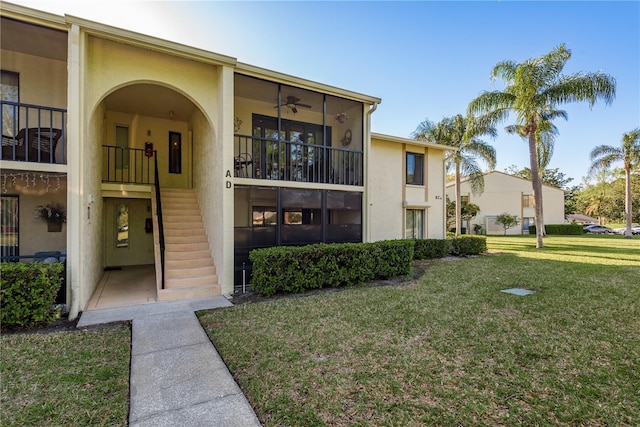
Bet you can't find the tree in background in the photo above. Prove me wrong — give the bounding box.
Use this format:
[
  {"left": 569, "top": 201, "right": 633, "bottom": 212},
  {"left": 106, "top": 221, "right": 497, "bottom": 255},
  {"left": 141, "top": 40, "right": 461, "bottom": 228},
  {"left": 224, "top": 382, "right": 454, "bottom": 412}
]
[
  {"left": 495, "top": 213, "right": 520, "bottom": 235},
  {"left": 504, "top": 165, "right": 574, "bottom": 189},
  {"left": 468, "top": 44, "right": 616, "bottom": 248},
  {"left": 412, "top": 114, "right": 496, "bottom": 236},
  {"left": 589, "top": 128, "right": 640, "bottom": 238},
  {"left": 460, "top": 202, "right": 481, "bottom": 234}
]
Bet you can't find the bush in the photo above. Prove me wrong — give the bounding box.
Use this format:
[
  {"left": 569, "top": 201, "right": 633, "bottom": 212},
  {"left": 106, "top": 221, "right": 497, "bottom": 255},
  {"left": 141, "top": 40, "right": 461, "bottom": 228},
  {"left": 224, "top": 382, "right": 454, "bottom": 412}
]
[
  {"left": 448, "top": 235, "right": 487, "bottom": 256},
  {"left": 414, "top": 239, "right": 450, "bottom": 259},
  {"left": 250, "top": 240, "right": 414, "bottom": 296},
  {"left": 1, "top": 262, "right": 64, "bottom": 327},
  {"left": 529, "top": 224, "right": 583, "bottom": 235}
]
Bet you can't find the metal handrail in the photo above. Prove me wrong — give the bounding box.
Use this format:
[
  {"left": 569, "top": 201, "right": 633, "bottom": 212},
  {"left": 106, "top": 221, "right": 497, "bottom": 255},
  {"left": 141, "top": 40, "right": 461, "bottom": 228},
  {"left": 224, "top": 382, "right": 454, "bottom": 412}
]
[
  {"left": 102, "top": 145, "right": 154, "bottom": 184},
  {"left": 1, "top": 100, "right": 67, "bottom": 164},
  {"left": 153, "top": 151, "right": 165, "bottom": 289},
  {"left": 234, "top": 134, "right": 363, "bottom": 185}
]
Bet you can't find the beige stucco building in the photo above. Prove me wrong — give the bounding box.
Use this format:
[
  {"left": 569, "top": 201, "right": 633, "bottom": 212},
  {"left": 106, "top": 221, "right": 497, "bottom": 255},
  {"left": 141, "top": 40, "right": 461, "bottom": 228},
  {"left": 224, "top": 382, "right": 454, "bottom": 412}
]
[
  {"left": 445, "top": 171, "right": 566, "bottom": 235},
  {"left": 1, "top": 3, "right": 451, "bottom": 319}
]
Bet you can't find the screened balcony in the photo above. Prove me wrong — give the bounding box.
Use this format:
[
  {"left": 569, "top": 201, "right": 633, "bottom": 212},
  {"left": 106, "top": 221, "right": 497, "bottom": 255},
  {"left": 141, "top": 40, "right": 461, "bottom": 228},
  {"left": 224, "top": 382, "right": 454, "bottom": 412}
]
[{"left": 234, "top": 74, "right": 364, "bottom": 186}]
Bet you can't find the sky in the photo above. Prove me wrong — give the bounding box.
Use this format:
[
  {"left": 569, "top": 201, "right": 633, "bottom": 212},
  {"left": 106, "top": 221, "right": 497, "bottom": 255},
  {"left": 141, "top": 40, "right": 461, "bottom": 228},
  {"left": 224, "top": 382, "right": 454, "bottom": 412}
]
[{"left": 8, "top": 0, "right": 640, "bottom": 185}]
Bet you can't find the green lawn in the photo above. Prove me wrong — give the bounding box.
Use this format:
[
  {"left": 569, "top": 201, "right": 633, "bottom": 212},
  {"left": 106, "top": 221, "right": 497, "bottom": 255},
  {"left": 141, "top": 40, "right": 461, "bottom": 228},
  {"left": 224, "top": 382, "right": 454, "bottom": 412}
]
[
  {"left": 200, "top": 235, "right": 640, "bottom": 426},
  {"left": 1, "top": 324, "right": 131, "bottom": 426}
]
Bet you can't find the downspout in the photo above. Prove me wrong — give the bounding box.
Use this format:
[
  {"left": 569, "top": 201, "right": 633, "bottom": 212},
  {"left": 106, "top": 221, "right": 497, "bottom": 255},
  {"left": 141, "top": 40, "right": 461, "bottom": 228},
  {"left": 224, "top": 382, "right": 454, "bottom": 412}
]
[{"left": 365, "top": 101, "right": 378, "bottom": 243}]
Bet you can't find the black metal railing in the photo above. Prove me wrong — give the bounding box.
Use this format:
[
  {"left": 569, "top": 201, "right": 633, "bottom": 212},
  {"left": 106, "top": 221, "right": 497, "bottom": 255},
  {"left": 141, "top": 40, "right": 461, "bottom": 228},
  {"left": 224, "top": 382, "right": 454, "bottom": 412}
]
[
  {"left": 153, "top": 152, "right": 165, "bottom": 290},
  {"left": 1, "top": 101, "right": 67, "bottom": 164},
  {"left": 102, "top": 146, "right": 155, "bottom": 184},
  {"left": 234, "top": 135, "right": 363, "bottom": 186}
]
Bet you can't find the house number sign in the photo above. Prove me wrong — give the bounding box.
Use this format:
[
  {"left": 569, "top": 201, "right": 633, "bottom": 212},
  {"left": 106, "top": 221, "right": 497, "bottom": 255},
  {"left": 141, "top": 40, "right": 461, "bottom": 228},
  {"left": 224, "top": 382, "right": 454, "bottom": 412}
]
[{"left": 226, "top": 170, "right": 232, "bottom": 188}]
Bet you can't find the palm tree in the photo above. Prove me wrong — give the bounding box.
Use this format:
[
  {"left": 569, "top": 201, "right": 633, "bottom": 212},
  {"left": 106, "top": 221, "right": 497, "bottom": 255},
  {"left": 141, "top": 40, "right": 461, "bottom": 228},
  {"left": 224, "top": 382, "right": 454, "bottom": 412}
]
[
  {"left": 468, "top": 44, "right": 616, "bottom": 248},
  {"left": 412, "top": 114, "right": 496, "bottom": 235},
  {"left": 589, "top": 128, "right": 640, "bottom": 238}
]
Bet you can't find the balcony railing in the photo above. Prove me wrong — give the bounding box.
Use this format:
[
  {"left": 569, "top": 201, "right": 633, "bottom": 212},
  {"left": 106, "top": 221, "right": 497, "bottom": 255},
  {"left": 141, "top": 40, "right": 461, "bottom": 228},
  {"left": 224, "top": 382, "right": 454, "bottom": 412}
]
[
  {"left": 102, "top": 145, "right": 156, "bottom": 184},
  {"left": 1, "top": 101, "right": 67, "bottom": 164},
  {"left": 234, "top": 135, "right": 363, "bottom": 186}
]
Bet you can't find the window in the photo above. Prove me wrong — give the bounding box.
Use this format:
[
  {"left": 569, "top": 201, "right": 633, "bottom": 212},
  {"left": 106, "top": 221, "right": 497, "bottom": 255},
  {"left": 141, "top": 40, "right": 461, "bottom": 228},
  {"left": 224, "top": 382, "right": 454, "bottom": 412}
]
[
  {"left": 115, "top": 204, "right": 129, "bottom": 249},
  {"left": 169, "top": 132, "right": 182, "bottom": 174},
  {"left": 0, "top": 195, "right": 19, "bottom": 257},
  {"left": 405, "top": 209, "right": 424, "bottom": 239},
  {"left": 406, "top": 153, "right": 424, "bottom": 185},
  {"left": 1, "top": 70, "right": 19, "bottom": 137},
  {"left": 522, "top": 194, "right": 534, "bottom": 208},
  {"left": 252, "top": 206, "right": 277, "bottom": 226}
]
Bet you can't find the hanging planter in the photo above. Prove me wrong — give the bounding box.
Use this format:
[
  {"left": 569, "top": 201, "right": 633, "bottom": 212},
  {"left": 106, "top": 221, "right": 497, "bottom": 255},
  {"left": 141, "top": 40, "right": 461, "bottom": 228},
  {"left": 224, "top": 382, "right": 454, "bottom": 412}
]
[
  {"left": 47, "top": 221, "right": 63, "bottom": 232},
  {"left": 35, "top": 202, "right": 66, "bottom": 232}
]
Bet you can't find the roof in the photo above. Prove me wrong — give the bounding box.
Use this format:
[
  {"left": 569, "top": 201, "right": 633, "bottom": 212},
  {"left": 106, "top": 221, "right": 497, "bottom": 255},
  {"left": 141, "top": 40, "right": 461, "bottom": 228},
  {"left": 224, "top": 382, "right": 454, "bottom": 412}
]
[
  {"left": 1, "top": 2, "right": 381, "bottom": 106},
  {"left": 445, "top": 170, "right": 565, "bottom": 191},
  {"left": 371, "top": 133, "right": 457, "bottom": 151}
]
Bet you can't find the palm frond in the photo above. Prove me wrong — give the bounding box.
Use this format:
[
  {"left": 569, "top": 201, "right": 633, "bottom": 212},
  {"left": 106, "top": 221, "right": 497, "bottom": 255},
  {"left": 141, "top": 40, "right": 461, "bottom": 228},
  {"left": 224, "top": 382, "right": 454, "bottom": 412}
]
[
  {"left": 544, "top": 72, "right": 616, "bottom": 108},
  {"left": 491, "top": 60, "right": 518, "bottom": 83}
]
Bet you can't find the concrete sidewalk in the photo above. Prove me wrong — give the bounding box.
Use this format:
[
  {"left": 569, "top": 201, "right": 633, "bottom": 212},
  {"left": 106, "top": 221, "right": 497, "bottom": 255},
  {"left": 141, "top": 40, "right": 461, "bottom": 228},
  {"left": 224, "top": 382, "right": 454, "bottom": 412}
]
[{"left": 78, "top": 297, "right": 262, "bottom": 427}]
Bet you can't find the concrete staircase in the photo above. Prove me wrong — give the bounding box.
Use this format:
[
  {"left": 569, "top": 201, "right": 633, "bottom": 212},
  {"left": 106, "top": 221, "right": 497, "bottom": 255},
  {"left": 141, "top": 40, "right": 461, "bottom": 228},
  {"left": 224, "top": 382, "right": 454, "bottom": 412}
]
[{"left": 155, "top": 188, "right": 220, "bottom": 301}]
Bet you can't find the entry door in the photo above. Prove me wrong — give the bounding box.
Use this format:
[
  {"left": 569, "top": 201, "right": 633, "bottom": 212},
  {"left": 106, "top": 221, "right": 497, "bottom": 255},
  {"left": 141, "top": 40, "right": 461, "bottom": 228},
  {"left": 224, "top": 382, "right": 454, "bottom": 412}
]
[{"left": 104, "top": 198, "right": 155, "bottom": 267}]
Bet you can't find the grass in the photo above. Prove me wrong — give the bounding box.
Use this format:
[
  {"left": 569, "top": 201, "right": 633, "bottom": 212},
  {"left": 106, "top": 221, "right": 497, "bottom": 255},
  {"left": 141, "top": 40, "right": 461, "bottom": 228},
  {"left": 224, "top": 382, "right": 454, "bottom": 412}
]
[
  {"left": 200, "top": 235, "right": 640, "bottom": 426},
  {"left": 1, "top": 324, "right": 131, "bottom": 426}
]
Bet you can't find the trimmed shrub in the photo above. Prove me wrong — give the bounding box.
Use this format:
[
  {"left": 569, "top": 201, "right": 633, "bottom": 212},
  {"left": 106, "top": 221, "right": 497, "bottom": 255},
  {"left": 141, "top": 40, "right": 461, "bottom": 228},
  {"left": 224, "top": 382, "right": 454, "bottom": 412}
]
[
  {"left": 529, "top": 224, "right": 583, "bottom": 235},
  {"left": 1, "top": 262, "right": 64, "bottom": 327},
  {"left": 448, "top": 235, "right": 487, "bottom": 256},
  {"left": 414, "top": 239, "right": 450, "bottom": 260},
  {"left": 250, "top": 240, "right": 414, "bottom": 296}
]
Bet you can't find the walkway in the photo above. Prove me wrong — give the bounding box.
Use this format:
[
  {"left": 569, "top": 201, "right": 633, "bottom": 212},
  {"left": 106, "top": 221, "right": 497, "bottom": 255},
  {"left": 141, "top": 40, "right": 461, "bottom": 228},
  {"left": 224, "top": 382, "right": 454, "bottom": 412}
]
[{"left": 78, "top": 297, "right": 262, "bottom": 427}]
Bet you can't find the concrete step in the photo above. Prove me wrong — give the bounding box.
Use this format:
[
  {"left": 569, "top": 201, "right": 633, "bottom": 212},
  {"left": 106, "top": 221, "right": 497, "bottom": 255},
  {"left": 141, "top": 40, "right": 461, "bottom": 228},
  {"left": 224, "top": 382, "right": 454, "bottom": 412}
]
[
  {"left": 166, "top": 274, "right": 219, "bottom": 289},
  {"left": 163, "top": 227, "right": 206, "bottom": 237},
  {"left": 164, "top": 234, "right": 208, "bottom": 244},
  {"left": 164, "top": 250, "right": 212, "bottom": 261},
  {"left": 163, "top": 221, "right": 204, "bottom": 230},
  {"left": 163, "top": 214, "right": 202, "bottom": 223},
  {"left": 166, "top": 265, "right": 216, "bottom": 279},
  {"left": 157, "top": 284, "right": 221, "bottom": 301},
  {"left": 166, "top": 257, "right": 214, "bottom": 269},
  {"left": 162, "top": 208, "right": 201, "bottom": 217},
  {"left": 164, "top": 242, "right": 209, "bottom": 252}
]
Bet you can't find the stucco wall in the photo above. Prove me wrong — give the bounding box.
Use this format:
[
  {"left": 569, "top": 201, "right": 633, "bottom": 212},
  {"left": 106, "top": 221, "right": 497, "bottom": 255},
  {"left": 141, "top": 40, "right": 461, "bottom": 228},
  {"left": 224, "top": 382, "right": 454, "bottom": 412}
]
[
  {"left": 369, "top": 137, "right": 447, "bottom": 241},
  {"left": 0, "top": 50, "right": 67, "bottom": 108},
  {"left": 80, "top": 101, "right": 106, "bottom": 309},
  {"left": 445, "top": 171, "right": 565, "bottom": 235},
  {"left": 104, "top": 111, "right": 190, "bottom": 188},
  {"left": 369, "top": 138, "right": 403, "bottom": 241}
]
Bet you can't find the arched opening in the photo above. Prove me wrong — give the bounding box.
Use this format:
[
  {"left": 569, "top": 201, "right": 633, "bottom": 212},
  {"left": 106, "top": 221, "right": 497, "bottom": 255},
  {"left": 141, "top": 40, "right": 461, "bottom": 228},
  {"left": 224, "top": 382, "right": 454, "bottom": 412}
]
[{"left": 86, "top": 82, "right": 217, "bottom": 309}]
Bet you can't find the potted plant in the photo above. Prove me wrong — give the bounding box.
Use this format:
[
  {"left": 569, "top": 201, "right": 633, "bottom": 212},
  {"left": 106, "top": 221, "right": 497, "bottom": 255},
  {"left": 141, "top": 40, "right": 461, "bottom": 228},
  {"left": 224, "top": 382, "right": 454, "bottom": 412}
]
[{"left": 35, "top": 202, "right": 66, "bottom": 232}]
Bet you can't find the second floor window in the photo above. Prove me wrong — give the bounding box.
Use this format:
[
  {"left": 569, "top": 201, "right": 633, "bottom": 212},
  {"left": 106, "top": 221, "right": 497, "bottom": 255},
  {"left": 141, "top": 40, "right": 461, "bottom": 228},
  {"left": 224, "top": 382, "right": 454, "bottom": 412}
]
[
  {"left": 523, "top": 194, "right": 534, "bottom": 208},
  {"left": 406, "top": 152, "right": 424, "bottom": 185}
]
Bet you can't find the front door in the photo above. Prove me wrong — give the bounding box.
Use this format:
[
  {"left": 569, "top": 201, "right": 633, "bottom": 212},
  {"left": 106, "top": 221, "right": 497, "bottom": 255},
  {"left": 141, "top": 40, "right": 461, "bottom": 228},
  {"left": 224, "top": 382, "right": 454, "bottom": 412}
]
[{"left": 104, "top": 198, "right": 154, "bottom": 267}]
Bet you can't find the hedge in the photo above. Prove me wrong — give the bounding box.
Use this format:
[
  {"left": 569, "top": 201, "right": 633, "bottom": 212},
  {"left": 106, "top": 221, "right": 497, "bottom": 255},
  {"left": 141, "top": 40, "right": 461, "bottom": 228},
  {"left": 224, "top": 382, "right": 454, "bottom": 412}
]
[
  {"left": 249, "top": 240, "right": 414, "bottom": 296},
  {"left": 529, "top": 224, "right": 583, "bottom": 235},
  {"left": 448, "top": 235, "right": 487, "bottom": 256},
  {"left": 414, "top": 239, "right": 451, "bottom": 259},
  {"left": 1, "top": 262, "right": 64, "bottom": 327}
]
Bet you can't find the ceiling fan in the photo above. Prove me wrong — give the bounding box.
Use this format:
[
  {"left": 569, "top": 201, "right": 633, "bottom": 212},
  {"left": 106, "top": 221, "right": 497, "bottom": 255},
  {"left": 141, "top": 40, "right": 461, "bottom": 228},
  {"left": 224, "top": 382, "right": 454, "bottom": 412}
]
[{"left": 276, "top": 96, "right": 312, "bottom": 114}]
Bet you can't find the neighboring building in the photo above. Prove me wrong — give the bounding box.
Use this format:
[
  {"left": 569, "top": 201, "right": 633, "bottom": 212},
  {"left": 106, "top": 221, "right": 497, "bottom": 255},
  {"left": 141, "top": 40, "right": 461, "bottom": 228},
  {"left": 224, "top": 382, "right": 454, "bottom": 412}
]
[
  {"left": 445, "top": 171, "right": 566, "bottom": 235},
  {"left": 1, "top": 3, "right": 451, "bottom": 319}
]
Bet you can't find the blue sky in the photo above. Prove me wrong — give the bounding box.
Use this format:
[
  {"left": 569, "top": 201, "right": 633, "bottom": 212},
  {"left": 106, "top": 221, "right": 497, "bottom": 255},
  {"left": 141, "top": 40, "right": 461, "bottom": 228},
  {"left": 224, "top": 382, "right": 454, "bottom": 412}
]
[{"left": 11, "top": 0, "right": 640, "bottom": 185}]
